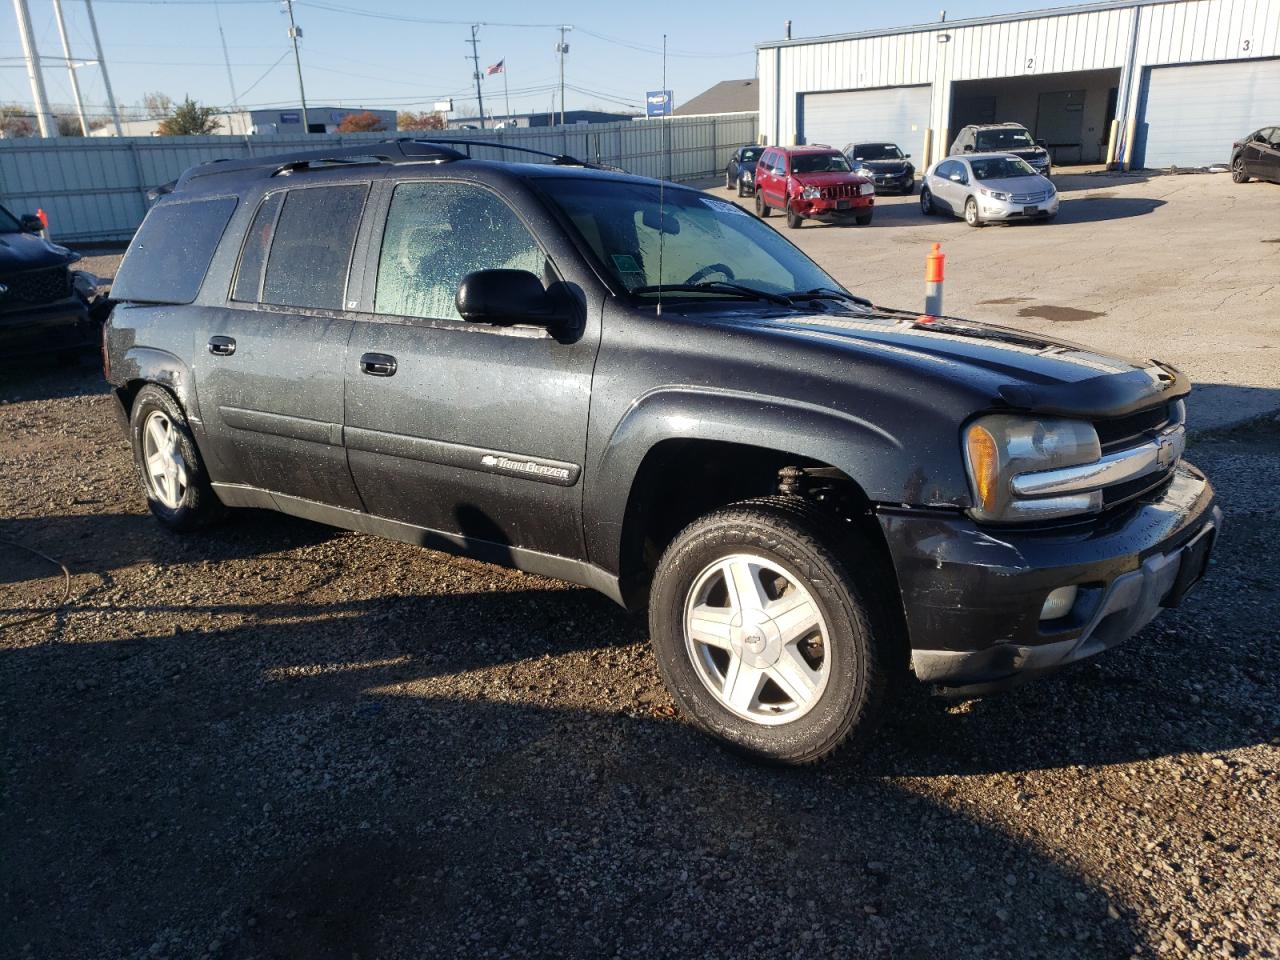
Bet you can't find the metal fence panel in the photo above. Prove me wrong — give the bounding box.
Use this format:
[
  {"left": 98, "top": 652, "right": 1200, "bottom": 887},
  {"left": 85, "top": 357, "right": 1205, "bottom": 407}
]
[{"left": 0, "top": 114, "right": 757, "bottom": 244}]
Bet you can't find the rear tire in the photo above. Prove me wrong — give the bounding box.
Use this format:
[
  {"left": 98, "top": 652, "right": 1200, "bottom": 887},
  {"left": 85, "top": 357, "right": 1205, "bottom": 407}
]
[
  {"left": 755, "top": 193, "right": 770, "bottom": 218},
  {"left": 965, "top": 196, "right": 984, "bottom": 228},
  {"left": 129, "top": 384, "right": 224, "bottom": 532},
  {"left": 786, "top": 204, "right": 803, "bottom": 229},
  {"left": 855, "top": 213, "right": 873, "bottom": 226},
  {"left": 649, "top": 498, "right": 894, "bottom": 765}
]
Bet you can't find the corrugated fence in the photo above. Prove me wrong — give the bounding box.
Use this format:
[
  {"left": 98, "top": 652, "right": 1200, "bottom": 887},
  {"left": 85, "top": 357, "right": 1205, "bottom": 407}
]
[{"left": 0, "top": 113, "right": 758, "bottom": 244}]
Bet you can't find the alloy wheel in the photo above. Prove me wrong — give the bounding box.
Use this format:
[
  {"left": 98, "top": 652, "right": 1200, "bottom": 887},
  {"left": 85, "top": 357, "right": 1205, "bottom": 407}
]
[
  {"left": 682, "top": 553, "right": 831, "bottom": 725},
  {"left": 141, "top": 410, "right": 188, "bottom": 510}
]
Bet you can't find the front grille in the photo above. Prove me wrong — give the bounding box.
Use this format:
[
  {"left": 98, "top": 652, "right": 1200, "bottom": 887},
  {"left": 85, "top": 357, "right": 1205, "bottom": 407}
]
[
  {"left": 1010, "top": 191, "right": 1048, "bottom": 203},
  {"left": 0, "top": 265, "right": 71, "bottom": 308},
  {"left": 1095, "top": 402, "right": 1176, "bottom": 453},
  {"left": 819, "top": 183, "right": 858, "bottom": 199},
  {"left": 1102, "top": 469, "right": 1174, "bottom": 509}
]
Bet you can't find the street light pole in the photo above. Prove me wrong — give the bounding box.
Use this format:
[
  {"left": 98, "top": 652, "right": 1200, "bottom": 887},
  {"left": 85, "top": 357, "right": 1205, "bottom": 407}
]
[
  {"left": 11, "top": 0, "right": 58, "bottom": 138},
  {"left": 283, "top": 0, "right": 310, "bottom": 132}
]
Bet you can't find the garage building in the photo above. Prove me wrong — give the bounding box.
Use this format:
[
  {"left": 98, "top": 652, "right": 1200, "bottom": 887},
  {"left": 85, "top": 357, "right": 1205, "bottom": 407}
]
[{"left": 756, "top": 0, "right": 1280, "bottom": 169}]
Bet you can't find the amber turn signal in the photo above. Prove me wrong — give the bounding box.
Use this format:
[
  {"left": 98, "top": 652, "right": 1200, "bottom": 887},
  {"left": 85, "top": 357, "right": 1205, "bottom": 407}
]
[{"left": 966, "top": 423, "right": 1000, "bottom": 510}]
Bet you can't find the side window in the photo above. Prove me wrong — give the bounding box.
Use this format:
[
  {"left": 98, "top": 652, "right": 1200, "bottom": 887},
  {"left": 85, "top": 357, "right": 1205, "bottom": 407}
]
[
  {"left": 231, "top": 191, "right": 283, "bottom": 302},
  {"left": 261, "top": 184, "right": 367, "bottom": 311},
  {"left": 374, "top": 181, "right": 546, "bottom": 322},
  {"left": 936, "top": 161, "right": 953, "bottom": 179},
  {"left": 112, "top": 196, "right": 237, "bottom": 305}
]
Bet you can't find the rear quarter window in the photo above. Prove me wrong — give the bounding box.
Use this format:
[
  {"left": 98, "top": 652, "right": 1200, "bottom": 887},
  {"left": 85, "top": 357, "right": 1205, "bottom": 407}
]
[{"left": 112, "top": 196, "right": 238, "bottom": 304}]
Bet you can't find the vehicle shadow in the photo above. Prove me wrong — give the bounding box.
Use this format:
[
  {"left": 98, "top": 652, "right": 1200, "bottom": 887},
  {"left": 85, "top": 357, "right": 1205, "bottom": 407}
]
[
  {"left": 0, "top": 353, "right": 106, "bottom": 403},
  {"left": 1053, "top": 195, "right": 1166, "bottom": 223},
  {"left": 3, "top": 591, "right": 1148, "bottom": 960}
]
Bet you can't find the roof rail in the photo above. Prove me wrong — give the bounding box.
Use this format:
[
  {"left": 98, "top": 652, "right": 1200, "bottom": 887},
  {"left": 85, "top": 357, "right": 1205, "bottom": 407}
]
[{"left": 406, "top": 137, "right": 599, "bottom": 168}]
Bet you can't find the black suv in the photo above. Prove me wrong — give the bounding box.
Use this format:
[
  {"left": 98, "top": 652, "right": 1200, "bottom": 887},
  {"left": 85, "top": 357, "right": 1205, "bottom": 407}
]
[
  {"left": 104, "top": 139, "right": 1219, "bottom": 764},
  {"left": 1, "top": 203, "right": 93, "bottom": 356},
  {"left": 950, "top": 122, "right": 1052, "bottom": 176}
]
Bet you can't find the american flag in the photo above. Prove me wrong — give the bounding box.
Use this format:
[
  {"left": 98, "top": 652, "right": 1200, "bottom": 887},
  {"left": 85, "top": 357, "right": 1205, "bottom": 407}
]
[{"left": 486, "top": 59, "right": 504, "bottom": 76}]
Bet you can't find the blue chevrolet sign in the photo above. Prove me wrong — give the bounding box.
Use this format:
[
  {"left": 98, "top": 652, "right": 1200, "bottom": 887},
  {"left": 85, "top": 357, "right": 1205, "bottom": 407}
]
[{"left": 646, "top": 90, "right": 673, "bottom": 117}]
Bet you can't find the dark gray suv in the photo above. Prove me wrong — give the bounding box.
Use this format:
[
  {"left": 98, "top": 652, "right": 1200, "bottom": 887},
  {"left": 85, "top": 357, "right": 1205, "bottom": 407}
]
[{"left": 104, "top": 139, "right": 1219, "bottom": 764}]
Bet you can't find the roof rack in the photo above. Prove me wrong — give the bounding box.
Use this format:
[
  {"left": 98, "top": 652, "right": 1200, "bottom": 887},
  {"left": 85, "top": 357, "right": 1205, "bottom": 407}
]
[{"left": 406, "top": 138, "right": 601, "bottom": 168}]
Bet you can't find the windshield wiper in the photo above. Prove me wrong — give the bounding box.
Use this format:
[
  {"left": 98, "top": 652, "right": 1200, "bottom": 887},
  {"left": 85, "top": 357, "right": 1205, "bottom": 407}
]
[
  {"left": 631, "top": 281, "right": 792, "bottom": 306},
  {"left": 787, "top": 287, "right": 872, "bottom": 307}
]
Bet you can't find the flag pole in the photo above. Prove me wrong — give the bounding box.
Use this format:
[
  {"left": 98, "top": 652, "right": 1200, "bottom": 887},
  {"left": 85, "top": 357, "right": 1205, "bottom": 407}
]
[{"left": 503, "top": 64, "right": 511, "bottom": 124}]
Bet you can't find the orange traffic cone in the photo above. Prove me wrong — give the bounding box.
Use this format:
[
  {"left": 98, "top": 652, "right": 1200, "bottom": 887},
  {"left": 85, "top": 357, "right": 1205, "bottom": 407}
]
[{"left": 924, "top": 242, "right": 944, "bottom": 316}]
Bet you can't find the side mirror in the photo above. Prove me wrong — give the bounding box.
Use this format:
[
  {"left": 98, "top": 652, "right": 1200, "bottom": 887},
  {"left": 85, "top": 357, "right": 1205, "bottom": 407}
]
[
  {"left": 949, "top": 172, "right": 964, "bottom": 182},
  {"left": 456, "top": 269, "right": 555, "bottom": 327},
  {"left": 20, "top": 214, "right": 43, "bottom": 233},
  {"left": 0, "top": 283, "right": 8, "bottom": 300},
  {"left": 1036, "top": 138, "right": 1048, "bottom": 148},
  {"left": 904, "top": 153, "right": 912, "bottom": 158}
]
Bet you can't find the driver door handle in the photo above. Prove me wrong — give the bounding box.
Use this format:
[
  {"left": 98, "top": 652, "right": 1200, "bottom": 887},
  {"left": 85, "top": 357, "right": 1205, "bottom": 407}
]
[{"left": 360, "top": 352, "right": 397, "bottom": 377}]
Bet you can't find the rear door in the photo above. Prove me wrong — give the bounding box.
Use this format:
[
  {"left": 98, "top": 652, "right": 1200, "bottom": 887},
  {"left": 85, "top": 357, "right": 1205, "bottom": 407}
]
[
  {"left": 194, "top": 182, "right": 368, "bottom": 508},
  {"left": 343, "top": 177, "right": 596, "bottom": 559}
]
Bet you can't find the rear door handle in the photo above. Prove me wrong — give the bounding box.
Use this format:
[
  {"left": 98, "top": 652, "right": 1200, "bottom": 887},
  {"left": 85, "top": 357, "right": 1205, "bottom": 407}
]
[
  {"left": 360, "top": 352, "right": 397, "bottom": 377},
  {"left": 208, "top": 335, "right": 236, "bottom": 356}
]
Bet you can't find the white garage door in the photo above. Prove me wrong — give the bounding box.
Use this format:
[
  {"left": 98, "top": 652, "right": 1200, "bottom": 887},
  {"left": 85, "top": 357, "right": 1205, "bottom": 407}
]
[
  {"left": 1139, "top": 58, "right": 1280, "bottom": 168},
  {"left": 799, "top": 86, "right": 931, "bottom": 154}
]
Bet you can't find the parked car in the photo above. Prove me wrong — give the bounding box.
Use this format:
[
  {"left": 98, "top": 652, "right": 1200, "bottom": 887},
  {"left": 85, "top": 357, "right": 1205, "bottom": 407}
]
[
  {"left": 842, "top": 142, "right": 915, "bottom": 194},
  {"left": 105, "top": 139, "right": 1218, "bottom": 765},
  {"left": 950, "top": 122, "right": 1052, "bottom": 177},
  {"left": 724, "top": 144, "right": 765, "bottom": 196},
  {"left": 1231, "top": 126, "right": 1280, "bottom": 184},
  {"left": 0, "top": 204, "right": 96, "bottom": 357},
  {"left": 754, "top": 145, "right": 875, "bottom": 228},
  {"left": 921, "top": 154, "right": 1059, "bottom": 226}
]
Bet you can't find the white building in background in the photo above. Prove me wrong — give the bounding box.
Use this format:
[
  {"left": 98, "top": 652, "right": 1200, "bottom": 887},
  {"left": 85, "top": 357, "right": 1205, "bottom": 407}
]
[
  {"left": 91, "top": 106, "right": 398, "bottom": 137},
  {"left": 756, "top": 0, "right": 1280, "bottom": 169}
]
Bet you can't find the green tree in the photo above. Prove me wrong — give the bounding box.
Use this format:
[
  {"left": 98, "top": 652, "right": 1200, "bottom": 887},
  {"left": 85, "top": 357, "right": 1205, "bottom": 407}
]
[{"left": 156, "top": 97, "right": 222, "bottom": 136}]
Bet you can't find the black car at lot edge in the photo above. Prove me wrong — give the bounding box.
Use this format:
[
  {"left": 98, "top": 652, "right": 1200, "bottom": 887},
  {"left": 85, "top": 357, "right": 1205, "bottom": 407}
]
[
  {"left": 104, "top": 138, "right": 1220, "bottom": 765},
  {"left": 724, "top": 144, "right": 764, "bottom": 196},
  {"left": 1231, "top": 126, "right": 1280, "bottom": 184},
  {"left": 842, "top": 142, "right": 916, "bottom": 194},
  {"left": 0, "top": 203, "right": 93, "bottom": 357}
]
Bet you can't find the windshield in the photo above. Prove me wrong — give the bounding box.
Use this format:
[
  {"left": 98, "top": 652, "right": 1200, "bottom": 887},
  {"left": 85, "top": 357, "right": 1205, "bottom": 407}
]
[
  {"left": 851, "top": 144, "right": 903, "bottom": 161},
  {"left": 0, "top": 205, "right": 21, "bottom": 233},
  {"left": 792, "top": 152, "right": 851, "bottom": 174},
  {"left": 971, "top": 156, "right": 1039, "bottom": 180},
  {"left": 740, "top": 146, "right": 763, "bottom": 163},
  {"left": 975, "top": 128, "right": 1036, "bottom": 150},
  {"left": 538, "top": 178, "right": 841, "bottom": 298}
]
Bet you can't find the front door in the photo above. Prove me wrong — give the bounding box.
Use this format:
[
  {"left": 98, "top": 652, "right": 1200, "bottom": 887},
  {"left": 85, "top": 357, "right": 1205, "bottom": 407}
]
[
  {"left": 344, "top": 178, "right": 596, "bottom": 560},
  {"left": 194, "top": 182, "right": 368, "bottom": 509}
]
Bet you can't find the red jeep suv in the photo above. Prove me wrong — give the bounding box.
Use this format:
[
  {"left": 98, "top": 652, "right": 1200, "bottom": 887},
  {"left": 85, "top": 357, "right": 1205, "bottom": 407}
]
[{"left": 754, "top": 145, "right": 875, "bottom": 228}]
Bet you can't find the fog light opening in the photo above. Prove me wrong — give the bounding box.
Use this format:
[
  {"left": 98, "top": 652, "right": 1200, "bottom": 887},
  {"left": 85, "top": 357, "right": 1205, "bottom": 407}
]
[{"left": 1040, "top": 585, "right": 1078, "bottom": 621}]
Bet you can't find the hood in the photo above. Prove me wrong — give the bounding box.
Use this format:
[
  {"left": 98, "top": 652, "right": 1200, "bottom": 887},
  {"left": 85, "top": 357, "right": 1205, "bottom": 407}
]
[
  {"left": 852, "top": 159, "right": 911, "bottom": 173},
  {"left": 1004, "top": 147, "right": 1049, "bottom": 161},
  {"left": 737, "top": 309, "right": 1188, "bottom": 419},
  {"left": 976, "top": 174, "right": 1054, "bottom": 194},
  {"left": 790, "top": 170, "right": 870, "bottom": 187},
  {"left": 0, "top": 230, "right": 79, "bottom": 273}
]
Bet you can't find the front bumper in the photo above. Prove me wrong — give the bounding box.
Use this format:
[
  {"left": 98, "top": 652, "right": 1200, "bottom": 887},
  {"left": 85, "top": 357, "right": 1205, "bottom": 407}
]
[
  {"left": 878, "top": 463, "right": 1219, "bottom": 692},
  {"left": 870, "top": 172, "right": 914, "bottom": 191},
  {"left": 794, "top": 195, "right": 874, "bottom": 219},
  {"left": 0, "top": 298, "right": 94, "bottom": 356},
  {"left": 977, "top": 193, "right": 1060, "bottom": 221}
]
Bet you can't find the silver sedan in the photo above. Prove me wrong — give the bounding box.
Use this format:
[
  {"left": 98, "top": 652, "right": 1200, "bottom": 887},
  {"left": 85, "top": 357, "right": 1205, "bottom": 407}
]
[{"left": 920, "top": 153, "right": 1059, "bottom": 227}]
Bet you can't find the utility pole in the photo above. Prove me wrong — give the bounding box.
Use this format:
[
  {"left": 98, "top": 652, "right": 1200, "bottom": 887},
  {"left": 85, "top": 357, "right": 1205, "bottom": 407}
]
[
  {"left": 83, "top": 0, "right": 122, "bottom": 135},
  {"left": 11, "top": 0, "right": 58, "bottom": 138},
  {"left": 215, "top": 1, "right": 240, "bottom": 115},
  {"left": 51, "top": 0, "right": 88, "bottom": 135},
  {"left": 283, "top": 0, "right": 310, "bottom": 132},
  {"left": 467, "top": 24, "right": 485, "bottom": 130},
  {"left": 556, "top": 25, "right": 572, "bottom": 127}
]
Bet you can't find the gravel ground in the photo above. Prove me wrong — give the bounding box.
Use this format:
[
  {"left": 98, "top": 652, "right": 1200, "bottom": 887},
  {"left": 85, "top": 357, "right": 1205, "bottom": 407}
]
[{"left": 2, "top": 354, "right": 1277, "bottom": 959}]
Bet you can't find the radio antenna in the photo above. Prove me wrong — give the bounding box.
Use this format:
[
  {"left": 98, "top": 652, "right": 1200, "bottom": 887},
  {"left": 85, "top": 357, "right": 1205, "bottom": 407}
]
[{"left": 656, "top": 34, "right": 668, "bottom": 318}]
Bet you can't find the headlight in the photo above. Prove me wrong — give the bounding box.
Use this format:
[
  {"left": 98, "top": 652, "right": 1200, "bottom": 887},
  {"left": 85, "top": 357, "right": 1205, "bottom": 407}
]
[
  {"left": 743, "top": 170, "right": 753, "bottom": 181},
  {"left": 963, "top": 415, "right": 1102, "bottom": 522},
  {"left": 981, "top": 188, "right": 1010, "bottom": 201},
  {"left": 801, "top": 186, "right": 821, "bottom": 200},
  {"left": 856, "top": 167, "right": 874, "bottom": 177},
  {"left": 858, "top": 182, "right": 875, "bottom": 196}
]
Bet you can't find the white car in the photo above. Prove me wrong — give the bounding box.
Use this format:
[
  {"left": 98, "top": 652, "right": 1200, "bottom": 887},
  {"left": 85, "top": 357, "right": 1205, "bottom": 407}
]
[{"left": 919, "top": 153, "right": 1059, "bottom": 227}]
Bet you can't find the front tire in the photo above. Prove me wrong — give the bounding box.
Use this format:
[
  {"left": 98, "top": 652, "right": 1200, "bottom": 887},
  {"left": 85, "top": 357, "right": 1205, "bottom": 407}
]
[
  {"left": 855, "top": 213, "right": 873, "bottom": 226},
  {"left": 725, "top": 168, "right": 734, "bottom": 190},
  {"left": 129, "top": 384, "right": 223, "bottom": 532},
  {"left": 786, "top": 204, "right": 803, "bottom": 229},
  {"left": 649, "top": 498, "right": 893, "bottom": 765},
  {"left": 964, "top": 196, "right": 984, "bottom": 228},
  {"left": 1232, "top": 157, "right": 1250, "bottom": 183},
  {"left": 920, "top": 188, "right": 935, "bottom": 215}
]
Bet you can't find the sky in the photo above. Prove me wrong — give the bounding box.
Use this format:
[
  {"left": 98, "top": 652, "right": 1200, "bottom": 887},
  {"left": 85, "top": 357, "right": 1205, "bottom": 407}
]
[{"left": 3, "top": 0, "right": 1080, "bottom": 122}]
